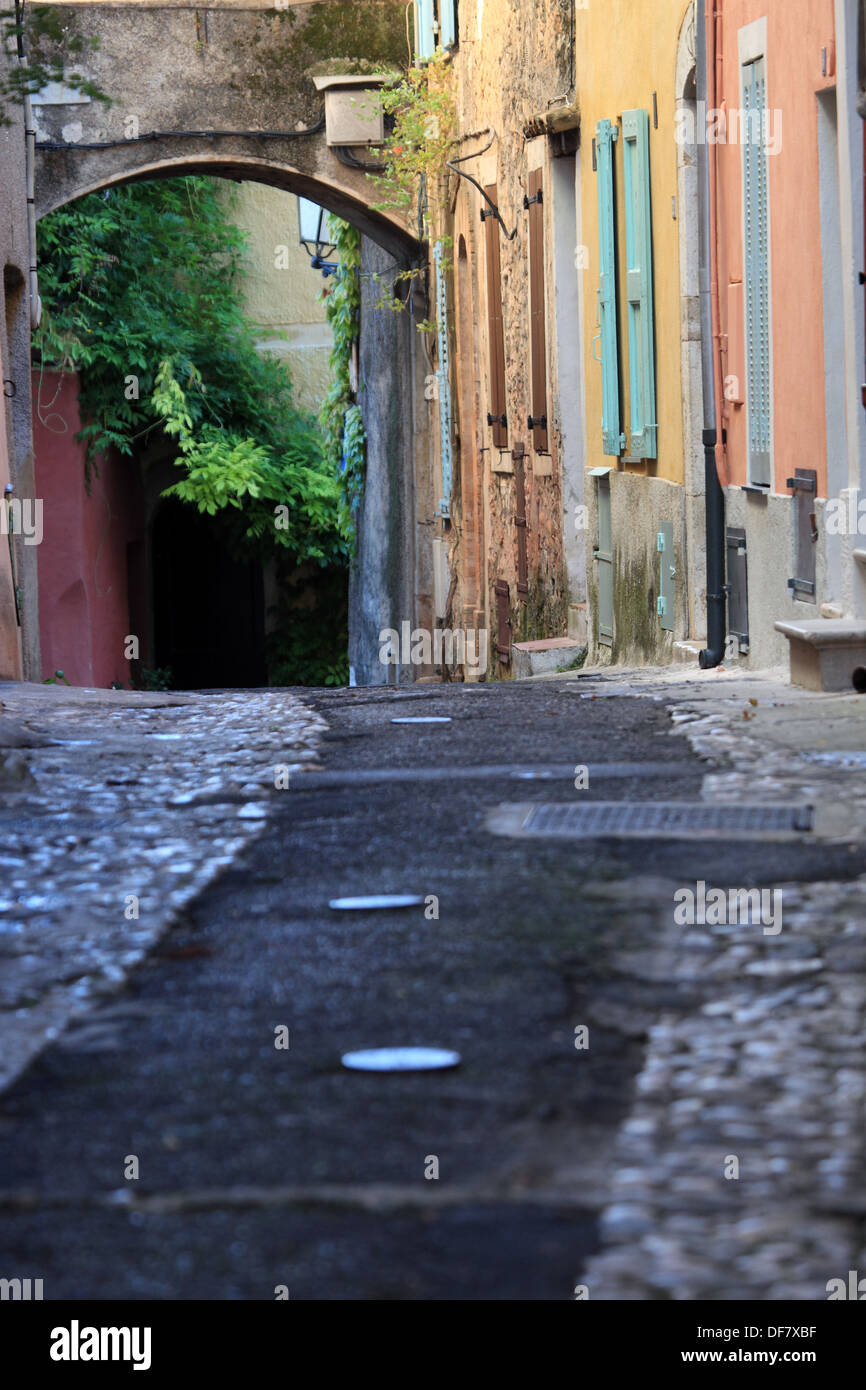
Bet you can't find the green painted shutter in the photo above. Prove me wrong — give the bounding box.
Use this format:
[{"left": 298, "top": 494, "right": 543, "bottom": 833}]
[
  {"left": 743, "top": 58, "right": 771, "bottom": 486},
  {"left": 595, "top": 120, "right": 622, "bottom": 457},
  {"left": 439, "top": 0, "right": 457, "bottom": 48},
  {"left": 416, "top": 0, "right": 436, "bottom": 61},
  {"left": 622, "top": 108, "right": 657, "bottom": 459}
]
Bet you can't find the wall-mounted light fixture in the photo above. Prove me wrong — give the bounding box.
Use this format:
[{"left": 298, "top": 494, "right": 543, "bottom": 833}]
[{"left": 297, "top": 197, "right": 338, "bottom": 277}]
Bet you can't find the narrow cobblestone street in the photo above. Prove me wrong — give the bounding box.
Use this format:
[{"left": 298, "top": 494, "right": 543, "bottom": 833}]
[{"left": 1, "top": 669, "right": 865, "bottom": 1299}]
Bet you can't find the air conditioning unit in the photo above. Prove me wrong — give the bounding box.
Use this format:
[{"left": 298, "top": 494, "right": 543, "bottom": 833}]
[{"left": 312, "top": 74, "right": 392, "bottom": 147}]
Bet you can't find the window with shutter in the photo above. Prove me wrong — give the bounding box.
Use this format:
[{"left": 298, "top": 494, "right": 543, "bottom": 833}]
[
  {"left": 742, "top": 57, "right": 772, "bottom": 486},
  {"left": 595, "top": 120, "right": 622, "bottom": 456},
  {"left": 526, "top": 168, "right": 549, "bottom": 453},
  {"left": 494, "top": 579, "right": 512, "bottom": 659},
  {"left": 483, "top": 183, "right": 508, "bottom": 448},
  {"left": 438, "top": 0, "right": 457, "bottom": 49},
  {"left": 415, "top": 0, "right": 436, "bottom": 62},
  {"left": 622, "top": 108, "right": 657, "bottom": 459}
]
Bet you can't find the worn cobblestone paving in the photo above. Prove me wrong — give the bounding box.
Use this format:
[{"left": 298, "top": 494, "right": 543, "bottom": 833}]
[
  {"left": 0, "top": 687, "right": 324, "bottom": 1093},
  {"left": 583, "top": 678, "right": 866, "bottom": 1299}
]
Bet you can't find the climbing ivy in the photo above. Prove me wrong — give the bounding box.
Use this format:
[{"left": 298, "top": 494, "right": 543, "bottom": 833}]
[{"left": 320, "top": 218, "right": 366, "bottom": 547}]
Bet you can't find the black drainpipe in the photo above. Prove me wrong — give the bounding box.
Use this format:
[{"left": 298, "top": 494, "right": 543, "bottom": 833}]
[{"left": 696, "top": 0, "right": 727, "bottom": 669}]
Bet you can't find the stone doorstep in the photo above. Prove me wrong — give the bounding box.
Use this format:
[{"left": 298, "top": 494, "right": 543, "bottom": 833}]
[
  {"left": 673, "top": 638, "right": 706, "bottom": 665},
  {"left": 512, "top": 637, "right": 584, "bottom": 680},
  {"left": 775, "top": 619, "right": 866, "bottom": 693}
]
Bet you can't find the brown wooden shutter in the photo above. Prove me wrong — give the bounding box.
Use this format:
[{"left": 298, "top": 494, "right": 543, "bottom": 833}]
[
  {"left": 483, "top": 184, "right": 508, "bottom": 448},
  {"left": 513, "top": 444, "right": 529, "bottom": 597},
  {"left": 527, "top": 168, "right": 549, "bottom": 453},
  {"left": 494, "top": 578, "right": 511, "bottom": 660}
]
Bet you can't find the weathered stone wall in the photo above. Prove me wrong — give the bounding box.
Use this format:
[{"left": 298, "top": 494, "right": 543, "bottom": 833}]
[
  {"left": 31, "top": 3, "right": 415, "bottom": 258},
  {"left": 351, "top": 237, "right": 428, "bottom": 685},
  {"left": 443, "top": 0, "right": 576, "bottom": 677}
]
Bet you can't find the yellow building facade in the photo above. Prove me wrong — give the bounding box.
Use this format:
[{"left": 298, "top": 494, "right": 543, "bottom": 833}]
[{"left": 576, "top": 0, "right": 705, "bottom": 663}]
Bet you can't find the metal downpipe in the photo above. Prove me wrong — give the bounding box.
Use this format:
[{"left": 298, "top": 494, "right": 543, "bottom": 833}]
[{"left": 697, "top": 0, "right": 727, "bottom": 668}]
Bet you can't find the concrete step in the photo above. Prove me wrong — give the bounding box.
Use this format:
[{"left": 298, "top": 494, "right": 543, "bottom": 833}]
[
  {"left": 775, "top": 618, "right": 866, "bottom": 692},
  {"left": 512, "top": 638, "right": 585, "bottom": 679},
  {"left": 673, "top": 638, "right": 706, "bottom": 665}
]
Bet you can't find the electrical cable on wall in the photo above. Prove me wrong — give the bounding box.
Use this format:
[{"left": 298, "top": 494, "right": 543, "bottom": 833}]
[
  {"left": 34, "top": 119, "right": 326, "bottom": 152},
  {"left": 446, "top": 132, "right": 519, "bottom": 240}
]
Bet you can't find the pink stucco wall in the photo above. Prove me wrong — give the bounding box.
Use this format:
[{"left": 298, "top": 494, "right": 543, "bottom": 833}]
[
  {"left": 0, "top": 381, "right": 23, "bottom": 680},
  {"left": 33, "top": 370, "right": 143, "bottom": 688},
  {"left": 715, "top": 0, "right": 836, "bottom": 494}
]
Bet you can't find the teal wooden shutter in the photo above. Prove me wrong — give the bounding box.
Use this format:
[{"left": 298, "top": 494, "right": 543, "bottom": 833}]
[
  {"left": 595, "top": 120, "right": 622, "bottom": 456},
  {"left": 743, "top": 57, "right": 771, "bottom": 486},
  {"left": 416, "top": 0, "right": 436, "bottom": 61},
  {"left": 622, "top": 108, "right": 657, "bottom": 459},
  {"left": 439, "top": 0, "right": 457, "bottom": 48}
]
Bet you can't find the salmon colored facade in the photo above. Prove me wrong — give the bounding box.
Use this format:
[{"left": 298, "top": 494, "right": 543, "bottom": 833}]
[{"left": 715, "top": 0, "right": 836, "bottom": 498}]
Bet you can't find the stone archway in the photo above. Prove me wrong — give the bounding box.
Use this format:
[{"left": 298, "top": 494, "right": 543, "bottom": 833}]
[
  {"left": 25, "top": 2, "right": 434, "bottom": 685},
  {"left": 31, "top": 2, "right": 417, "bottom": 263}
]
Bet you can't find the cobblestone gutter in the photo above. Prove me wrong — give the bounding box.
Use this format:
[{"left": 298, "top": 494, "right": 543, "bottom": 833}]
[
  {"left": 582, "top": 676, "right": 866, "bottom": 1299},
  {"left": 0, "top": 685, "right": 325, "bottom": 1095}
]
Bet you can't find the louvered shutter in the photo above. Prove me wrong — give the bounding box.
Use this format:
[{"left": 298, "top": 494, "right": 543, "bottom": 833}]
[
  {"left": 742, "top": 58, "right": 771, "bottom": 486},
  {"left": 416, "top": 0, "right": 436, "bottom": 61},
  {"left": 514, "top": 446, "right": 529, "bottom": 595},
  {"left": 595, "top": 120, "right": 622, "bottom": 456},
  {"left": 527, "top": 168, "right": 549, "bottom": 453},
  {"left": 438, "top": 0, "right": 457, "bottom": 48},
  {"left": 483, "top": 184, "right": 508, "bottom": 448},
  {"left": 622, "top": 108, "right": 657, "bottom": 459},
  {"left": 495, "top": 579, "right": 511, "bottom": 659}
]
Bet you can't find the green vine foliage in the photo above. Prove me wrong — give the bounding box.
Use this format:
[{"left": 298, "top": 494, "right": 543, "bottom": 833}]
[
  {"left": 320, "top": 218, "right": 366, "bottom": 547},
  {"left": 35, "top": 176, "right": 350, "bottom": 685},
  {"left": 370, "top": 52, "right": 456, "bottom": 329},
  {"left": 373, "top": 51, "right": 457, "bottom": 234},
  {"left": 35, "top": 177, "right": 345, "bottom": 569},
  {"left": 1, "top": 5, "right": 110, "bottom": 127}
]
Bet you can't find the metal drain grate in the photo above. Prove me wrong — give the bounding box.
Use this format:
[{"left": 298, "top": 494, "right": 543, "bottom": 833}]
[{"left": 520, "top": 802, "right": 813, "bottom": 838}]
